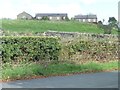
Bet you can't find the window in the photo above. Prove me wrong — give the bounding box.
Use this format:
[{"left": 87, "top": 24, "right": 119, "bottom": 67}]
[
  {"left": 63, "top": 17, "right": 65, "bottom": 19},
  {"left": 93, "top": 19, "right": 96, "bottom": 22},
  {"left": 49, "top": 17, "right": 52, "bottom": 20},
  {"left": 79, "top": 19, "right": 82, "bottom": 22},
  {"left": 22, "top": 16, "right": 26, "bottom": 19},
  {"left": 57, "top": 17, "right": 60, "bottom": 20},
  {"left": 83, "top": 19, "right": 85, "bottom": 22},
  {"left": 37, "top": 17, "right": 42, "bottom": 19},
  {"left": 88, "top": 19, "right": 91, "bottom": 22},
  {"left": 90, "top": 19, "right": 93, "bottom": 22}
]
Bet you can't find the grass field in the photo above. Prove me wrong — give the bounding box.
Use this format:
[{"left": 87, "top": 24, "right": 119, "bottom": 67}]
[{"left": 2, "top": 19, "right": 118, "bottom": 34}]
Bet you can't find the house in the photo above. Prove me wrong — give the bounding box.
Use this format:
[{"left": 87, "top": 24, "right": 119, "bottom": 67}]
[
  {"left": 35, "top": 13, "right": 68, "bottom": 20},
  {"left": 74, "top": 14, "right": 97, "bottom": 23},
  {"left": 17, "top": 11, "right": 33, "bottom": 20}
]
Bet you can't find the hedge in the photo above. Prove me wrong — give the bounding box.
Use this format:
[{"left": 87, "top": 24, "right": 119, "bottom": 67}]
[
  {"left": 60, "top": 39, "right": 118, "bottom": 62},
  {"left": 1, "top": 36, "right": 118, "bottom": 64},
  {"left": 1, "top": 36, "right": 61, "bottom": 63}
]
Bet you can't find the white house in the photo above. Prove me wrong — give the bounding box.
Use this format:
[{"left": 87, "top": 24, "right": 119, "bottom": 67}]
[
  {"left": 35, "top": 13, "right": 68, "bottom": 21},
  {"left": 74, "top": 14, "right": 97, "bottom": 23}
]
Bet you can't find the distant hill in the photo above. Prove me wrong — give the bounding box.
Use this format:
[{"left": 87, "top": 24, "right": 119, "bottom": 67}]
[{"left": 2, "top": 19, "right": 118, "bottom": 34}]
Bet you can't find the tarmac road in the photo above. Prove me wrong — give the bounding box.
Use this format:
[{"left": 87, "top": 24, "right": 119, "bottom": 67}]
[{"left": 1, "top": 71, "right": 118, "bottom": 88}]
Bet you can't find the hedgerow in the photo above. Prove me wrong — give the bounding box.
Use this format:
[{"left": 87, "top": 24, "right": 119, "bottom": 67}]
[
  {"left": 1, "top": 35, "right": 118, "bottom": 64},
  {"left": 1, "top": 36, "right": 61, "bottom": 63},
  {"left": 60, "top": 39, "right": 118, "bottom": 63}
]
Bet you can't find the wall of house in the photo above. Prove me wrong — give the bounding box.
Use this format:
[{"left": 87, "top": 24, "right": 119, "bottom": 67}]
[
  {"left": 49, "top": 16, "right": 60, "bottom": 20},
  {"left": 17, "top": 13, "right": 33, "bottom": 20},
  {"left": 35, "top": 16, "right": 65, "bottom": 20},
  {"left": 49, "top": 16, "right": 66, "bottom": 21},
  {"left": 76, "top": 18, "right": 97, "bottom": 23},
  {"left": 90, "top": 19, "right": 97, "bottom": 22},
  {"left": 36, "top": 17, "right": 42, "bottom": 20}
]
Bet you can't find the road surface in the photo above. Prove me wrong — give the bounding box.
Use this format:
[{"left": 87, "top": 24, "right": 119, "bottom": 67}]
[{"left": 1, "top": 71, "right": 118, "bottom": 88}]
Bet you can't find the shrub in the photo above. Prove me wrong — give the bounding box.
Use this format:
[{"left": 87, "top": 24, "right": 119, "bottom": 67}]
[
  {"left": 1, "top": 36, "right": 61, "bottom": 63},
  {"left": 41, "top": 16, "right": 50, "bottom": 20},
  {"left": 61, "top": 39, "right": 118, "bottom": 62}
]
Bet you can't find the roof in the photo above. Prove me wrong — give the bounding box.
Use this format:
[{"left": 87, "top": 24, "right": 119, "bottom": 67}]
[
  {"left": 17, "top": 11, "right": 33, "bottom": 17},
  {"left": 74, "top": 15, "right": 97, "bottom": 19},
  {"left": 35, "top": 13, "right": 67, "bottom": 17}
]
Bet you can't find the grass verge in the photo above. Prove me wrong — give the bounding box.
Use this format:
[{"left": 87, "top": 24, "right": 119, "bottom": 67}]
[{"left": 2, "top": 61, "right": 118, "bottom": 81}]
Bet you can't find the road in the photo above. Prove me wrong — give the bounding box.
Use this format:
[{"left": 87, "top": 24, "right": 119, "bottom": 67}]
[{"left": 1, "top": 71, "right": 118, "bottom": 88}]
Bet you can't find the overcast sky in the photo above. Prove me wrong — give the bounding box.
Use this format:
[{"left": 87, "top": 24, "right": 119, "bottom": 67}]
[{"left": 0, "top": 0, "right": 119, "bottom": 22}]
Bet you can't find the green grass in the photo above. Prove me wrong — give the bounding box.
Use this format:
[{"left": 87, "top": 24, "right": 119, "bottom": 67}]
[
  {"left": 1, "top": 19, "right": 118, "bottom": 34},
  {"left": 2, "top": 61, "right": 118, "bottom": 81}
]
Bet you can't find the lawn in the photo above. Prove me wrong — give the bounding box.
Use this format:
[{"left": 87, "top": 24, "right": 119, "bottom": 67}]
[{"left": 1, "top": 19, "right": 118, "bottom": 34}]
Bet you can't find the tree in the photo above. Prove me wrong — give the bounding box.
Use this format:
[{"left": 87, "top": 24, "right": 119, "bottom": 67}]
[
  {"left": 97, "top": 21, "right": 103, "bottom": 28},
  {"left": 65, "top": 16, "right": 70, "bottom": 21},
  {"left": 108, "top": 17, "right": 117, "bottom": 28},
  {"left": 98, "top": 17, "right": 117, "bottom": 34},
  {"left": 41, "top": 16, "right": 50, "bottom": 20},
  {"left": 103, "top": 19, "right": 105, "bottom": 23},
  {"left": 98, "top": 21, "right": 103, "bottom": 24},
  {"left": 71, "top": 17, "right": 75, "bottom": 20},
  {"left": 97, "top": 20, "right": 112, "bottom": 34},
  {"left": 103, "top": 25, "right": 112, "bottom": 34}
]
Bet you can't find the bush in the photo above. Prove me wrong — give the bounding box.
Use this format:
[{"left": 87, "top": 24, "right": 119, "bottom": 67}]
[
  {"left": 1, "top": 36, "right": 61, "bottom": 63},
  {"left": 41, "top": 16, "right": 50, "bottom": 20},
  {"left": 61, "top": 39, "right": 118, "bottom": 62}
]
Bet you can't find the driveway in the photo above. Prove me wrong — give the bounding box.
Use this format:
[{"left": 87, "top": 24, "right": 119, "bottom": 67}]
[{"left": 1, "top": 71, "right": 118, "bottom": 88}]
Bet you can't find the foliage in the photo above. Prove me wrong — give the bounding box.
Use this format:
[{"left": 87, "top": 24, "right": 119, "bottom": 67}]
[
  {"left": 97, "top": 21, "right": 103, "bottom": 29},
  {"left": 97, "top": 18, "right": 119, "bottom": 34},
  {"left": 1, "top": 36, "right": 61, "bottom": 63},
  {"left": 1, "top": 34, "right": 118, "bottom": 81},
  {"left": 108, "top": 17, "right": 117, "bottom": 28},
  {"left": 64, "top": 16, "right": 70, "bottom": 21},
  {"left": 97, "top": 20, "right": 112, "bottom": 34},
  {"left": 103, "top": 25, "right": 112, "bottom": 34},
  {"left": 61, "top": 39, "right": 118, "bottom": 62},
  {"left": 41, "top": 16, "right": 50, "bottom": 20}
]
